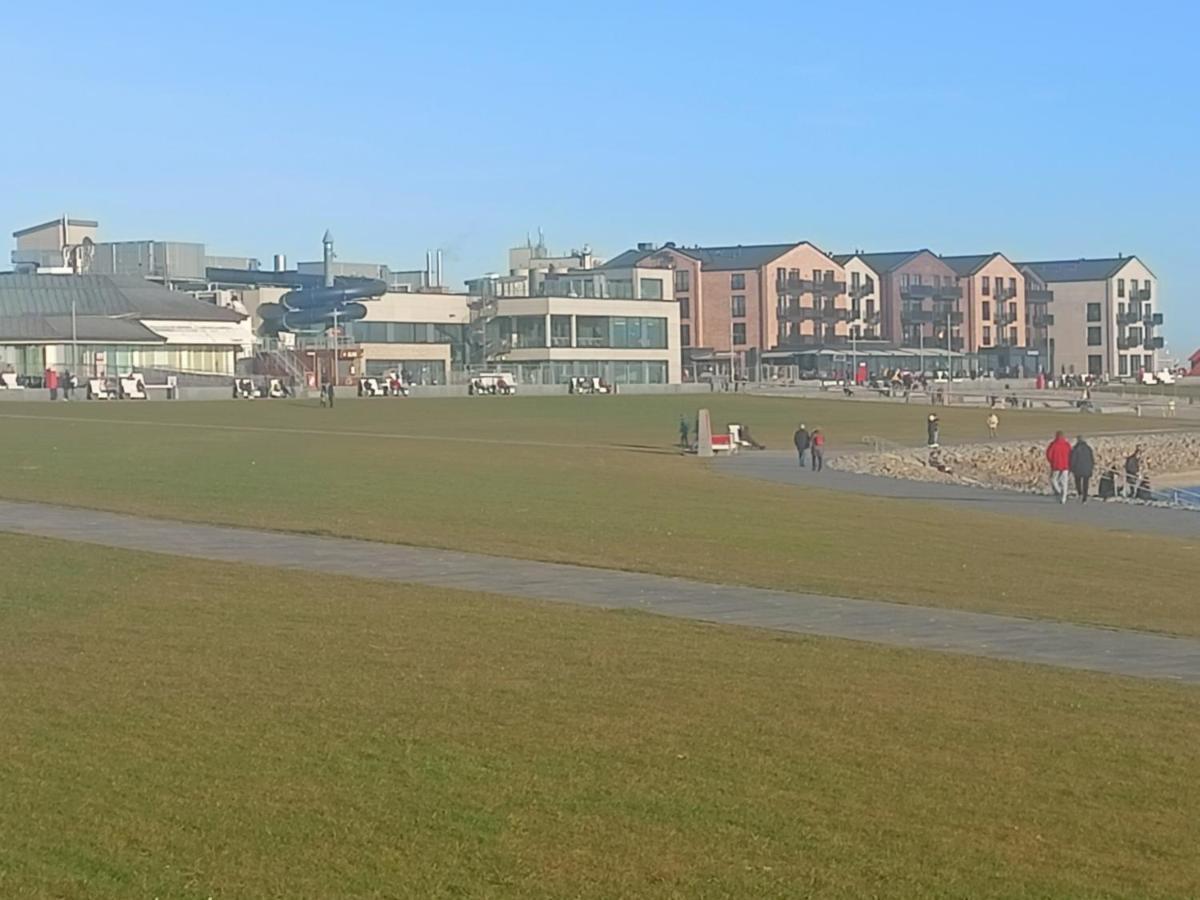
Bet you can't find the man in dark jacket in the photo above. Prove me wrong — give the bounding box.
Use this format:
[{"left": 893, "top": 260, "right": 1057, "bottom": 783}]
[
  {"left": 1069, "top": 436, "right": 1096, "bottom": 503},
  {"left": 793, "top": 424, "right": 810, "bottom": 469}
]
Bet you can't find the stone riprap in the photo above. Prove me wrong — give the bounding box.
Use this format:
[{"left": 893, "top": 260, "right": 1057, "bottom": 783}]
[{"left": 832, "top": 432, "right": 1200, "bottom": 493}]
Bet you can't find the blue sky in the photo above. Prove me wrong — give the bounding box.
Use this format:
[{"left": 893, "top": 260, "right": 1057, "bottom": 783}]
[{"left": 2, "top": 0, "right": 1196, "bottom": 352}]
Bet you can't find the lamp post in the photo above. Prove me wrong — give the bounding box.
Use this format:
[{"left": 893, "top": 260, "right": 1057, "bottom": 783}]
[{"left": 331, "top": 306, "right": 339, "bottom": 388}]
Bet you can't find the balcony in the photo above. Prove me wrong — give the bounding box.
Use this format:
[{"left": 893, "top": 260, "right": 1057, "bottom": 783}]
[
  {"left": 1026, "top": 289, "right": 1054, "bottom": 303},
  {"left": 930, "top": 307, "right": 964, "bottom": 325},
  {"left": 797, "top": 303, "right": 852, "bottom": 322},
  {"left": 1117, "top": 336, "right": 1138, "bottom": 350},
  {"left": 1143, "top": 312, "right": 1164, "bottom": 327},
  {"left": 1132, "top": 287, "right": 1152, "bottom": 301},
  {"left": 848, "top": 281, "right": 876, "bottom": 299},
  {"left": 1144, "top": 336, "right": 1165, "bottom": 350},
  {"left": 803, "top": 277, "right": 847, "bottom": 296},
  {"left": 1117, "top": 311, "right": 1140, "bottom": 325},
  {"left": 775, "top": 274, "right": 805, "bottom": 293},
  {"left": 901, "top": 283, "right": 962, "bottom": 300},
  {"left": 901, "top": 306, "right": 934, "bottom": 324},
  {"left": 1029, "top": 313, "right": 1055, "bottom": 328},
  {"left": 993, "top": 286, "right": 1017, "bottom": 302}
]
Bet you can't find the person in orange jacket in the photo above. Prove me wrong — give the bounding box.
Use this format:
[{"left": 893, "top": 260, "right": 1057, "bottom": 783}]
[
  {"left": 810, "top": 429, "right": 826, "bottom": 472},
  {"left": 1045, "top": 430, "right": 1072, "bottom": 504}
]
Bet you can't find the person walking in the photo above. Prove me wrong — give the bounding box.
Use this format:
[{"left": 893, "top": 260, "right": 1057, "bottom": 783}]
[
  {"left": 810, "top": 429, "right": 825, "bottom": 472},
  {"left": 926, "top": 414, "right": 940, "bottom": 447},
  {"left": 793, "top": 424, "right": 811, "bottom": 469},
  {"left": 678, "top": 415, "right": 691, "bottom": 449},
  {"left": 1046, "top": 430, "right": 1072, "bottom": 503},
  {"left": 1069, "top": 435, "right": 1096, "bottom": 503},
  {"left": 1123, "top": 446, "right": 1143, "bottom": 497},
  {"left": 986, "top": 412, "right": 999, "bottom": 439}
]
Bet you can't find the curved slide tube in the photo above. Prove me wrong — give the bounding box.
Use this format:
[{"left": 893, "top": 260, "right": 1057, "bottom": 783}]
[{"left": 258, "top": 279, "right": 386, "bottom": 336}]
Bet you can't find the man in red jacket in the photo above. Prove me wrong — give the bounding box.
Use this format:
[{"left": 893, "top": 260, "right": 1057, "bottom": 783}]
[{"left": 1046, "top": 430, "right": 1072, "bottom": 504}]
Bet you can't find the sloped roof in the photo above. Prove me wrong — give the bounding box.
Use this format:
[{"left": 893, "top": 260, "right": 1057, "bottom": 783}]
[
  {"left": 677, "top": 243, "right": 802, "bottom": 270},
  {"left": 0, "top": 273, "right": 244, "bottom": 322},
  {"left": 846, "top": 250, "right": 925, "bottom": 274},
  {"left": 13, "top": 218, "right": 98, "bottom": 238},
  {"left": 1017, "top": 257, "right": 1146, "bottom": 283},
  {"left": 0, "top": 315, "right": 164, "bottom": 343},
  {"left": 940, "top": 254, "right": 1000, "bottom": 276}
]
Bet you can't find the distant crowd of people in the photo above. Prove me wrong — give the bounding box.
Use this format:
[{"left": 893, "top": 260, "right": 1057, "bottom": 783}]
[{"left": 1046, "top": 432, "right": 1150, "bottom": 503}]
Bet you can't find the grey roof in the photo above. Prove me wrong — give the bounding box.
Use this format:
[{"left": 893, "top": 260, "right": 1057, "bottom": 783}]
[
  {"left": 602, "top": 242, "right": 817, "bottom": 272},
  {"left": 0, "top": 274, "right": 244, "bottom": 322},
  {"left": 13, "top": 217, "right": 99, "bottom": 238},
  {"left": 941, "top": 254, "right": 999, "bottom": 276},
  {"left": 841, "top": 250, "right": 926, "bottom": 274},
  {"left": 674, "top": 243, "right": 802, "bottom": 271},
  {"left": 0, "top": 315, "right": 164, "bottom": 343},
  {"left": 1017, "top": 257, "right": 1147, "bottom": 283}
]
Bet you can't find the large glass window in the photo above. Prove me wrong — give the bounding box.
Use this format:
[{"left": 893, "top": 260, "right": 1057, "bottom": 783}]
[
  {"left": 639, "top": 277, "right": 664, "bottom": 300},
  {"left": 576, "top": 316, "right": 608, "bottom": 347},
  {"left": 512, "top": 316, "right": 546, "bottom": 349},
  {"left": 351, "top": 321, "right": 464, "bottom": 344},
  {"left": 731, "top": 295, "right": 746, "bottom": 317},
  {"left": 550, "top": 315, "right": 572, "bottom": 348}
]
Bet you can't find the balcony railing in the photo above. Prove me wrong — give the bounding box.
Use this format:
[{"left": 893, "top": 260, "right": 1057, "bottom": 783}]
[
  {"left": 776, "top": 275, "right": 847, "bottom": 295},
  {"left": 848, "top": 282, "right": 875, "bottom": 299},
  {"left": 1132, "top": 287, "right": 1152, "bottom": 301},
  {"left": 1143, "top": 312, "right": 1164, "bottom": 327},
  {"left": 1029, "top": 313, "right": 1055, "bottom": 328},
  {"left": 901, "top": 307, "right": 934, "bottom": 324},
  {"left": 901, "top": 283, "right": 962, "bottom": 300},
  {"left": 1144, "top": 336, "right": 1165, "bottom": 350},
  {"left": 1117, "top": 311, "right": 1140, "bottom": 325},
  {"left": 1026, "top": 288, "right": 1054, "bottom": 303},
  {"left": 930, "top": 307, "right": 964, "bottom": 325},
  {"left": 1117, "top": 336, "right": 1138, "bottom": 350}
]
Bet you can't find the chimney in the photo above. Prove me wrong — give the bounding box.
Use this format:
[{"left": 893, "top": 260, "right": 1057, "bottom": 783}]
[
  {"left": 322, "top": 230, "right": 334, "bottom": 287},
  {"left": 637, "top": 241, "right": 656, "bottom": 251},
  {"left": 436, "top": 249, "right": 443, "bottom": 288},
  {"left": 273, "top": 254, "right": 287, "bottom": 272},
  {"left": 425, "top": 250, "right": 433, "bottom": 288}
]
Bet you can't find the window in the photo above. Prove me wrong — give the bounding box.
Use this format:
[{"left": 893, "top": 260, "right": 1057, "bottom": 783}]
[
  {"left": 981, "top": 276, "right": 991, "bottom": 295},
  {"left": 1008, "top": 277, "right": 1016, "bottom": 294},
  {"left": 732, "top": 323, "right": 747, "bottom": 345},
  {"left": 639, "top": 277, "right": 663, "bottom": 300},
  {"left": 679, "top": 297, "right": 690, "bottom": 319},
  {"left": 1010, "top": 327, "right": 1018, "bottom": 345},
  {"left": 1118, "top": 302, "right": 1126, "bottom": 317},
  {"left": 866, "top": 298, "right": 875, "bottom": 317},
  {"left": 730, "top": 273, "right": 746, "bottom": 290},
  {"left": 1143, "top": 279, "right": 1151, "bottom": 291},
  {"left": 680, "top": 324, "right": 691, "bottom": 346},
  {"left": 1128, "top": 327, "right": 1142, "bottom": 344},
  {"left": 982, "top": 326, "right": 992, "bottom": 345},
  {"left": 1144, "top": 353, "right": 1154, "bottom": 370},
  {"left": 982, "top": 301, "right": 991, "bottom": 321},
  {"left": 1087, "top": 326, "right": 1102, "bottom": 346},
  {"left": 574, "top": 316, "right": 668, "bottom": 349},
  {"left": 1087, "top": 355, "right": 1103, "bottom": 376},
  {"left": 901, "top": 273, "right": 910, "bottom": 287},
  {"left": 1119, "top": 355, "right": 1129, "bottom": 376},
  {"left": 674, "top": 269, "right": 690, "bottom": 293},
  {"left": 550, "top": 315, "right": 572, "bottom": 348},
  {"left": 1009, "top": 302, "right": 1017, "bottom": 321},
  {"left": 1086, "top": 302, "right": 1102, "bottom": 322},
  {"left": 731, "top": 295, "right": 746, "bottom": 317},
  {"left": 1117, "top": 278, "right": 1125, "bottom": 297},
  {"left": 851, "top": 271, "right": 861, "bottom": 289},
  {"left": 865, "top": 275, "right": 874, "bottom": 292}
]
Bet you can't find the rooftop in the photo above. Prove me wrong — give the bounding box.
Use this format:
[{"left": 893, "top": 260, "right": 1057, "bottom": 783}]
[
  {"left": 602, "top": 242, "right": 817, "bottom": 272},
  {"left": 1018, "top": 257, "right": 1147, "bottom": 283},
  {"left": 0, "top": 273, "right": 245, "bottom": 322},
  {"left": 836, "top": 250, "right": 926, "bottom": 273},
  {"left": 13, "top": 218, "right": 99, "bottom": 238},
  {"left": 0, "top": 315, "right": 164, "bottom": 344},
  {"left": 941, "top": 254, "right": 1002, "bottom": 276}
]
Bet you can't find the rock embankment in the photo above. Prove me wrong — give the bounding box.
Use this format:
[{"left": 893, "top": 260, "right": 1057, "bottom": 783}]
[{"left": 832, "top": 432, "right": 1200, "bottom": 493}]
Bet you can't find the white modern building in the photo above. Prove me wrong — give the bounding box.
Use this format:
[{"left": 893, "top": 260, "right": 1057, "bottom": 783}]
[
  {"left": 1018, "top": 256, "right": 1162, "bottom": 378},
  {"left": 348, "top": 290, "right": 471, "bottom": 384},
  {"left": 483, "top": 295, "right": 681, "bottom": 385}
]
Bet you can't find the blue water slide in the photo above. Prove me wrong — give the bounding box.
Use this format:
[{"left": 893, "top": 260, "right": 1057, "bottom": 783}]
[{"left": 257, "top": 278, "right": 385, "bottom": 336}]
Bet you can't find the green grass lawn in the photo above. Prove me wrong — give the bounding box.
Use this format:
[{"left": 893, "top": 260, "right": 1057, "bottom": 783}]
[
  {"left": 2, "top": 535, "right": 1198, "bottom": 899},
  {"left": 1, "top": 397, "right": 1198, "bottom": 635}
]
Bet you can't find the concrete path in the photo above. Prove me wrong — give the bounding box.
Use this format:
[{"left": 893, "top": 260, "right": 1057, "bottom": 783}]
[
  {"left": 719, "top": 451, "right": 1200, "bottom": 538},
  {"left": 3, "top": 499, "right": 1200, "bottom": 685}
]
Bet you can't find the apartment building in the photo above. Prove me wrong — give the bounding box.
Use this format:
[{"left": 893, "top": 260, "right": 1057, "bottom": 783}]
[
  {"left": 1019, "top": 265, "right": 1056, "bottom": 371},
  {"left": 834, "top": 250, "right": 963, "bottom": 352},
  {"left": 942, "top": 253, "right": 1034, "bottom": 373},
  {"left": 1018, "top": 256, "right": 1160, "bottom": 377},
  {"left": 601, "top": 241, "right": 849, "bottom": 375}
]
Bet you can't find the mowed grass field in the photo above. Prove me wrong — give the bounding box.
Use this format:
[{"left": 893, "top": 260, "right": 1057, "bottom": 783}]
[
  {"left": 2, "top": 534, "right": 1199, "bottom": 899},
  {"left": 1, "top": 396, "right": 1198, "bottom": 635}
]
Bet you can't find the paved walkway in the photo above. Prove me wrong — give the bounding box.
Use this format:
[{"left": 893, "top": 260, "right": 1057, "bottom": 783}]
[
  {"left": 719, "top": 451, "right": 1200, "bottom": 538},
  {"left": 3, "top": 499, "right": 1200, "bottom": 685}
]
